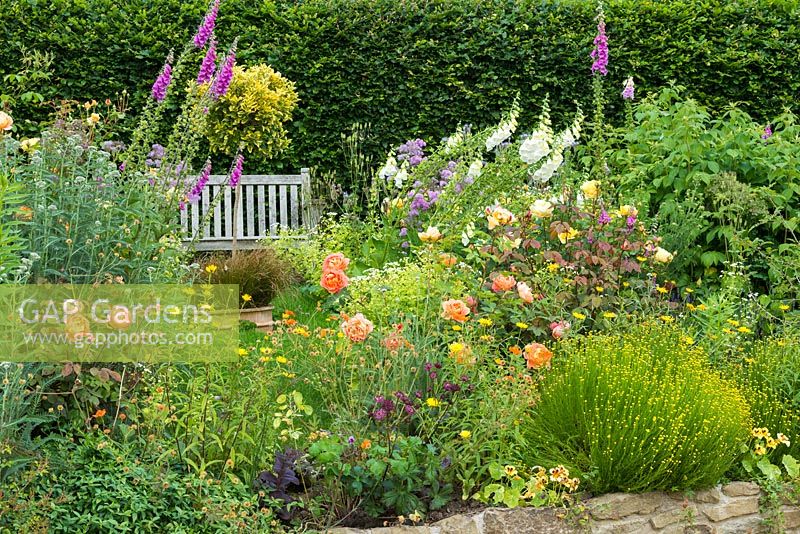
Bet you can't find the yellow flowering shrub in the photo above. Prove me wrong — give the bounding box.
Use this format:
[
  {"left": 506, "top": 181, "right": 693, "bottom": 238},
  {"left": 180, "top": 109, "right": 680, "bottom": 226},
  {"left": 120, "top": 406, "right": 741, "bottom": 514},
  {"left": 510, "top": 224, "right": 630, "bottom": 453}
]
[
  {"left": 729, "top": 337, "right": 800, "bottom": 462},
  {"left": 203, "top": 64, "right": 298, "bottom": 158},
  {"left": 525, "top": 324, "right": 751, "bottom": 493}
]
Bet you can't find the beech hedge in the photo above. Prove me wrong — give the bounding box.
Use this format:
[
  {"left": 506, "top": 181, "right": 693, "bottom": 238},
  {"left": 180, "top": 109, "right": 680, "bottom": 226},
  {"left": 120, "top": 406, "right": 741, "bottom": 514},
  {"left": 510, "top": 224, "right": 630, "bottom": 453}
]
[{"left": 1, "top": 0, "right": 798, "bottom": 177}]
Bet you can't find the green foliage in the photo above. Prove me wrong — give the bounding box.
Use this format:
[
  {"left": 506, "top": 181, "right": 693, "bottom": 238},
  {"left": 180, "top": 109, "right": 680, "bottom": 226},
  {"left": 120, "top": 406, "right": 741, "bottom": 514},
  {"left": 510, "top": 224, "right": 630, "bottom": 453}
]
[
  {"left": 307, "top": 434, "right": 452, "bottom": 519},
  {"left": 0, "top": 434, "right": 285, "bottom": 533},
  {"left": 0, "top": 169, "right": 25, "bottom": 281},
  {"left": 0, "top": 126, "right": 189, "bottom": 284},
  {"left": 2, "top": 0, "right": 799, "bottom": 177},
  {"left": 204, "top": 64, "right": 298, "bottom": 159},
  {"left": 610, "top": 88, "right": 800, "bottom": 285},
  {"left": 731, "top": 338, "right": 800, "bottom": 459},
  {"left": 525, "top": 325, "right": 751, "bottom": 493}
]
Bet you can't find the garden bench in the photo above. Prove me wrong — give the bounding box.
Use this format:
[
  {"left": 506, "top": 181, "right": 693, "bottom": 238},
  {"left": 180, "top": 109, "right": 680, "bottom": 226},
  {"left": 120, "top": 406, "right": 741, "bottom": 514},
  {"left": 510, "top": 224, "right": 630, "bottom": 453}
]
[{"left": 181, "top": 169, "right": 315, "bottom": 251}]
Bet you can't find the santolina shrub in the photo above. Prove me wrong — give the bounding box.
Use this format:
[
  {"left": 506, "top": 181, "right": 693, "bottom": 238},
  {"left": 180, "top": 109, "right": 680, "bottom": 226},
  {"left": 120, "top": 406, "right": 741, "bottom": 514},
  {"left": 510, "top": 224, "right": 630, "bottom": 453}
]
[{"left": 525, "top": 324, "right": 751, "bottom": 493}]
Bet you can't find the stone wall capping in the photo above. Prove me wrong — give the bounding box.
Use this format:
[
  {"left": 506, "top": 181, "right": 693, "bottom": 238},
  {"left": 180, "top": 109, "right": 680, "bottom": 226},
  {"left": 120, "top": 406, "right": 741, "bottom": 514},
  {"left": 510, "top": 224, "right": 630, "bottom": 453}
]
[{"left": 325, "top": 482, "right": 797, "bottom": 534}]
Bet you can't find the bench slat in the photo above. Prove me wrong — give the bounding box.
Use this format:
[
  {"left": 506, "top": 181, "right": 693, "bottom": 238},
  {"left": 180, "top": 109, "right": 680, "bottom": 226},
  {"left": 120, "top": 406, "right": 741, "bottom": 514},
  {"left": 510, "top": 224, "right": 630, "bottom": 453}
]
[
  {"left": 268, "top": 185, "right": 277, "bottom": 236},
  {"left": 257, "top": 185, "right": 266, "bottom": 237},
  {"left": 202, "top": 186, "right": 211, "bottom": 237},
  {"left": 246, "top": 185, "right": 255, "bottom": 237},
  {"left": 279, "top": 185, "right": 288, "bottom": 229},
  {"left": 290, "top": 184, "right": 299, "bottom": 227},
  {"left": 224, "top": 186, "right": 232, "bottom": 237}
]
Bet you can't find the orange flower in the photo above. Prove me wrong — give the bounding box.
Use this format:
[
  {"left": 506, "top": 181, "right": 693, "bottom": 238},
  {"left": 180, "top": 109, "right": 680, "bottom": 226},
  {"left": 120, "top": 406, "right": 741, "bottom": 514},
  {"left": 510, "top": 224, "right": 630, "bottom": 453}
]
[
  {"left": 491, "top": 274, "right": 516, "bottom": 293},
  {"left": 509, "top": 345, "right": 522, "bottom": 356},
  {"left": 523, "top": 343, "right": 553, "bottom": 370},
  {"left": 516, "top": 281, "right": 534, "bottom": 303},
  {"left": 320, "top": 269, "right": 349, "bottom": 294},
  {"left": 341, "top": 313, "right": 374, "bottom": 342},
  {"left": 440, "top": 253, "right": 458, "bottom": 267},
  {"left": 441, "top": 299, "right": 471, "bottom": 323},
  {"left": 65, "top": 314, "right": 91, "bottom": 342},
  {"left": 16, "top": 206, "right": 33, "bottom": 221},
  {"left": 360, "top": 439, "right": 372, "bottom": 450},
  {"left": 93, "top": 408, "right": 107, "bottom": 419},
  {"left": 322, "top": 252, "right": 350, "bottom": 273}
]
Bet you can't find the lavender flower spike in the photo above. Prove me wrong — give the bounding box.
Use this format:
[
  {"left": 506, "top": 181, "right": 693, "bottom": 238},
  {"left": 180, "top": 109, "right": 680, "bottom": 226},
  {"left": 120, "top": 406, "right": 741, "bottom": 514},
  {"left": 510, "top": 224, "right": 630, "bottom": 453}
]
[
  {"left": 151, "top": 53, "right": 173, "bottom": 103},
  {"left": 622, "top": 76, "right": 634, "bottom": 100},
  {"left": 197, "top": 39, "right": 217, "bottom": 85},
  {"left": 193, "top": 0, "right": 220, "bottom": 49},
  {"left": 188, "top": 160, "right": 212, "bottom": 203},
  {"left": 229, "top": 152, "right": 244, "bottom": 188},
  {"left": 212, "top": 39, "right": 237, "bottom": 98},
  {"left": 590, "top": 10, "right": 608, "bottom": 76}
]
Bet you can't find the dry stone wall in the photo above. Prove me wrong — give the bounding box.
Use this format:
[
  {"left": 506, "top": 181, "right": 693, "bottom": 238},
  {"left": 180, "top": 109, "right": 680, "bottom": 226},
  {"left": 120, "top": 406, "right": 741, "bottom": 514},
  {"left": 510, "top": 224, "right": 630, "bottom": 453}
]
[{"left": 328, "top": 482, "right": 800, "bottom": 534}]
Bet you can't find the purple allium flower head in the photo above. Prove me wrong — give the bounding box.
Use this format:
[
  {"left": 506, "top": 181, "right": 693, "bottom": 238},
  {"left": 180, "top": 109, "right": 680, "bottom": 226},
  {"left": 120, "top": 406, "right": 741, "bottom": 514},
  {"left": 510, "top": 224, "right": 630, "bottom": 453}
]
[
  {"left": 626, "top": 215, "right": 636, "bottom": 229},
  {"left": 598, "top": 209, "right": 611, "bottom": 225},
  {"left": 762, "top": 124, "right": 773, "bottom": 140},
  {"left": 424, "top": 363, "right": 432, "bottom": 372},
  {"left": 373, "top": 408, "right": 387, "bottom": 422},
  {"left": 404, "top": 404, "right": 416, "bottom": 415},
  {"left": 151, "top": 54, "right": 173, "bottom": 103},
  {"left": 197, "top": 39, "right": 217, "bottom": 85},
  {"left": 229, "top": 152, "right": 244, "bottom": 188},
  {"left": 188, "top": 160, "right": 212, "bottom": 203},
  {"left": 590, "top": 13, "right": 609, "bottom": 76},
  {"left": 622, "top": 77, "right": 635, "bottom": 100},
  {"left": 193, "top": 0, "right": 220, "bottom": 48},
  {"left": 212, "top": 39, "right": 237, "bottom": 98}
]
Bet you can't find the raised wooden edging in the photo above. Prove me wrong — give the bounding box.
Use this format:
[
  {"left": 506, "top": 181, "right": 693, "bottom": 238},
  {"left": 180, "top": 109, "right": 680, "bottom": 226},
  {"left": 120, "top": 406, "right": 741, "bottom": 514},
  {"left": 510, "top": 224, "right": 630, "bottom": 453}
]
[
  {"left": 180, "top": 169, "right": 317, "bottom": 251},
  {"left": 327, "top": 482, "right": 800, "bottom": 534}
]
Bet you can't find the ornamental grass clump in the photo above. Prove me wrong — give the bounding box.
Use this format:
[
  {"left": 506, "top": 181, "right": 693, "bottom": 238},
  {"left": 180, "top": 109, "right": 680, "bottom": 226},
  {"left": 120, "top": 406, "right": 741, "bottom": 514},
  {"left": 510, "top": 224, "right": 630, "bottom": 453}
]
[{"left": 525, "top": 324, "right": 751, "bottom": 493}]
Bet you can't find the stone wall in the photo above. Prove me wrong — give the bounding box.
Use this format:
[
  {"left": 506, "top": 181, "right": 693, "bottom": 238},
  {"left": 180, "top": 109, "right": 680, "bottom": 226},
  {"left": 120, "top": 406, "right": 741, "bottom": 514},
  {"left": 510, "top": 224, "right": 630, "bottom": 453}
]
[{"left": 329, "top": 482, "right": 800, "bottom": 534}]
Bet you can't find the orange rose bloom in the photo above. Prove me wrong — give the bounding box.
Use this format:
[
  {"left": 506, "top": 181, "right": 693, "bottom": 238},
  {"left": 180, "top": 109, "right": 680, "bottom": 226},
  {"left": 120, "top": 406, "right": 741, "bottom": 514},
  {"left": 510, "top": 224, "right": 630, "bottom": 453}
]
[
  {"left": 516, "top": 281, "right": 534, "bottom": 303},
  {"left": 441, "top": 299, "right": 471, "bottom": 323},
  {"left": 440, "top": 253, "right": 458, "bottom": 267},
  {"left": 65, "top": 314, "right": 91, "bottom": 342},
  {"left": 321, "top": 269, "right": 349, "bottom": 294},
  {"left": 341, "top": 313, "right": 374, "bottom": 342},
  {"left": 491, "top": 274, "right": 517, "bottom": 293},
  {"left": 322, "top": 252, "right": 350, "bottom": 273},
  {"left": 523, "top": 343, "right": 553, "bottom": 370}
]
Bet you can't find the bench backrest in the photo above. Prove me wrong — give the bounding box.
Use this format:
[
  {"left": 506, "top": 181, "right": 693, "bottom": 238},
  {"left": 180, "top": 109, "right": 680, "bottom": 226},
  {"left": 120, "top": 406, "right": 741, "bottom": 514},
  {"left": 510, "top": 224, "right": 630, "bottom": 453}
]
[{"left": 180, "top": 169, "right": 312, "bottom": 251}]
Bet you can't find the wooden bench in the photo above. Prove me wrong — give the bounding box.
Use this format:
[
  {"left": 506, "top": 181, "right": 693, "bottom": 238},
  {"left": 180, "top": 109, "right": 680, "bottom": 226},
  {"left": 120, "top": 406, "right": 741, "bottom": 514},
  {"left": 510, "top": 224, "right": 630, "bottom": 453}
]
[{"left": 181, "top": 169, "right": 314, "bottom": 251}]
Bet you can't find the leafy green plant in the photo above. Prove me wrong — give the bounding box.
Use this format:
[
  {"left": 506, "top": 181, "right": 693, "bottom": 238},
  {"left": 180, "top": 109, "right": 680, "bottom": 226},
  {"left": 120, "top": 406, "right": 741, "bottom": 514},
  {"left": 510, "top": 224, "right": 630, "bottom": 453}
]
[
  {"left": 0, "top": 432, "right": 285, "bottom": 533},
  {"left": 525, "top": 324, "right": 751, "bottom": 493},
  {"left": 610, "top": 87, "right": 800, "bottom": 286},
  {"left": 474, "top": 462, "right": 579, "bottom": 508},
  {"left": 307, "top": 434, "right": 452, "bottom": 522}
]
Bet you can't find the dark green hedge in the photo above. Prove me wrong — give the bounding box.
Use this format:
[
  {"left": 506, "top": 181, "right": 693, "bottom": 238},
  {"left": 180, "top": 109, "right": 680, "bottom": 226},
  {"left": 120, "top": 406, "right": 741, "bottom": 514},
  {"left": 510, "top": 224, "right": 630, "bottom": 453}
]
[{"left": 1, "top": 0, "right": 798, "bottom": 177}]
